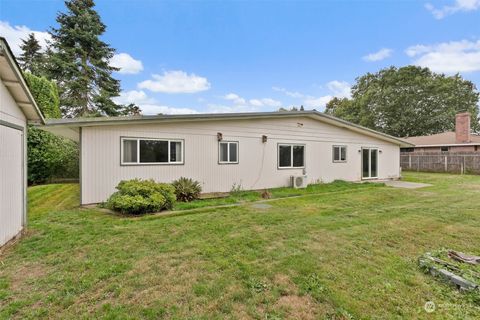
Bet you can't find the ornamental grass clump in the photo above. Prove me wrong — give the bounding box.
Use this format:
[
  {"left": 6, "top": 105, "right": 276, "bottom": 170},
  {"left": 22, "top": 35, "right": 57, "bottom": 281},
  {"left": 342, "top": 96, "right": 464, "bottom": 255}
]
[
  {"left": 172, "top": 177, "right": 202, "bottom": 202},
  {"left": 106, "top": 179, "right": 176, "bottom": 215}
]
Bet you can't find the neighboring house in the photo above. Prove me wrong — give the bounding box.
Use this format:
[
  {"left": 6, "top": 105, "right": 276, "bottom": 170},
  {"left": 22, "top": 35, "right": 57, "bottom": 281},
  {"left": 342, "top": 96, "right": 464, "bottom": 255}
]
[
  {"left": 0, "top": 38, "right": 44, "bottom": 246},
  {"left": 402, "top": 112, "right": 480, "bottom": 153},
  {"left": 44, "top": 111, "right": 411, "bottom": 205}
]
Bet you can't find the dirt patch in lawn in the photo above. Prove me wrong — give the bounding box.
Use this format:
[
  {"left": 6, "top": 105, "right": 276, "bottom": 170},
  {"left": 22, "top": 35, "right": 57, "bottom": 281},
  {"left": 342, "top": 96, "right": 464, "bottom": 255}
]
[{"left": 7, "top": 262, "right": 48, "bottom": 292}]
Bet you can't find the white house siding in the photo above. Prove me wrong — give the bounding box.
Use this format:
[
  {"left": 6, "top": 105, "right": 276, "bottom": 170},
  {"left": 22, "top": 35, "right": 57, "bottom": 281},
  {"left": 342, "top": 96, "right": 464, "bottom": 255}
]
[
  {"left": 80, "top": 116, "right": 400, "bottom": 205},
  {"left": 0, "top": 80, "right": 26, "bottom": 127},
  {"left": 0, "top": 80, "right": 26, "bottom": 246}
]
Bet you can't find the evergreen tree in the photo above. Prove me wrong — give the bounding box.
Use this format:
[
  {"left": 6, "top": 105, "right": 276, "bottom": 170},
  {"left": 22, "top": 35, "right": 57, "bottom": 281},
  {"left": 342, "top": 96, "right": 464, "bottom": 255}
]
[
  {"left": 18, "top": 33, "right": 44, "bottom": 75},
  {"left": 48, "top": 0, "right": 122, "bottom": 117}
]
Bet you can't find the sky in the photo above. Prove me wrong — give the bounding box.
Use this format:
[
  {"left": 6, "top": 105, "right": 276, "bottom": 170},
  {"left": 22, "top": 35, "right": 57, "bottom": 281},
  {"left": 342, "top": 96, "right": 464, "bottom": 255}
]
[{"left": 1, "top": 0, "right": 480, "bottom": 115}]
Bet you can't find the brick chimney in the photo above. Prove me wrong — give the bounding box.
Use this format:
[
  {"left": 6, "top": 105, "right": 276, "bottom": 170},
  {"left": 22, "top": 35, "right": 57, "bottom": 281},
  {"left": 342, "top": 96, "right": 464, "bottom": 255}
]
[{"left": 455, "top": 112, "right": 471, "bottom": 143}]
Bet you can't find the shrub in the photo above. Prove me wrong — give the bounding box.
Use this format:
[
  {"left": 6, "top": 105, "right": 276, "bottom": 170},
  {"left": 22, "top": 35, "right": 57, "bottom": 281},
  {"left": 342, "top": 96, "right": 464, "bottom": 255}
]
[
  {"left": 172, "top": 177, "right": 202, "bottom": 202},
  {"left": 106, "top": 179, "right": 176, "bottom": 214}
]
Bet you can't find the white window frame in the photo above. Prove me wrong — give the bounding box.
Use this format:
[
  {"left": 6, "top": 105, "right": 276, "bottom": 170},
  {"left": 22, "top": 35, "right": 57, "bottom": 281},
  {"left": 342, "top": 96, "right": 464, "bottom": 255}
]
[
  {"left": 332, "top": 145, "right": 347, "bottom": 163},
  {"left": 277, "top": 143, "right": 305, "bottom": 169},
  {"left": 121, "top": 137, "right": 184, "bottom": 165},
  {"left": 218, "top": 141, "right": 239, "bottom": 164}
]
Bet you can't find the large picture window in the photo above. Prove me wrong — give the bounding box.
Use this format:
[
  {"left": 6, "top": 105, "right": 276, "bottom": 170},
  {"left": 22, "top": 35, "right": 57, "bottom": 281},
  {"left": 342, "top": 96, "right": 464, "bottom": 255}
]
[
  {"left": 333, "top": 145, "right": 347, "bottom": 162},
  {"left": 278, "top": 144, "right": 305, "bottom": 168},
  {"left": 219, "top": 141, "right": 238, "bottom": 164},
  {"left": 121, "top": 138, "right": 183, "bottom": 165}
]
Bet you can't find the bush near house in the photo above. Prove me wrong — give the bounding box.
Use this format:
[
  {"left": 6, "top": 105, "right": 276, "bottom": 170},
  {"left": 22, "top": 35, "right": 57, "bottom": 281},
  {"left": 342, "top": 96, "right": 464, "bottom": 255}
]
[
  {"left": 24, "top": 72, "right": 79, "bottom": 185},
  {"left": 106, "top": 179, "right": 176, "bottom": 215},
  {"left": 172, "top": 177, "right": 202, "bottom": 202}
]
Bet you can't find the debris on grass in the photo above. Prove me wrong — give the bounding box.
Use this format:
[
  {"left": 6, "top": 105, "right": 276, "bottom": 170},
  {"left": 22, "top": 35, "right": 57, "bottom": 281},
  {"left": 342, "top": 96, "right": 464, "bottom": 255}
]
[
  {"left": 448, "top": 250, "right": 480, "bottom": 265},
  {"left": 419, "top": 249, "right": 480, "bottom": 303}
]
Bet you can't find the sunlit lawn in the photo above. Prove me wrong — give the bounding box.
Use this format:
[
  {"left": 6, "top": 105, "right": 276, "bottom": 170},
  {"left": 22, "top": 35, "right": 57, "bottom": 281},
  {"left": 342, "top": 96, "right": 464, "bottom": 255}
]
[{"left": 1, "top": 172, "right": 479, "bottom": 319}]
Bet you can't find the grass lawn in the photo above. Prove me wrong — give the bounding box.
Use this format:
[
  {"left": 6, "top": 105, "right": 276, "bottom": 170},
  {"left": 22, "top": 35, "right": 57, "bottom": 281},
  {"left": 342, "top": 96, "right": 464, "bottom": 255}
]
[{"left": 1, "top": 172, "right": 480, "bottom": 319}]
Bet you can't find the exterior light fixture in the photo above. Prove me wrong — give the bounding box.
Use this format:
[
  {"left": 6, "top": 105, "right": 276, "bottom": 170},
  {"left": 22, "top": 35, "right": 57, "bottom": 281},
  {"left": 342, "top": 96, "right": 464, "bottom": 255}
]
[
  {"left": 262, "top": 135, "right": 268, "bottom": 143},
  {"left": 217, "top": 132, "right": 223, "bottom": 141}
]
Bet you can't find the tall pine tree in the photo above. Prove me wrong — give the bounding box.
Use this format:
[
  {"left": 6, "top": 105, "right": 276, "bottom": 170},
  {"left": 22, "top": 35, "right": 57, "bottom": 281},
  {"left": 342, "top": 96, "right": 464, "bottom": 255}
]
[
  {"left": 18, "top": 33, "right": 44, "bottom": 75},
  {"left": 48, "top": 0, "right": 122, "bottom": 117}
]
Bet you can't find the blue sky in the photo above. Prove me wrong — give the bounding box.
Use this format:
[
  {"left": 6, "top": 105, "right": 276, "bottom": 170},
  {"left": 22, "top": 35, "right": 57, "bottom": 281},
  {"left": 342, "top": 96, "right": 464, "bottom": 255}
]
[{"left": 1, "top": 0, "right": 480, "bottom": 114}]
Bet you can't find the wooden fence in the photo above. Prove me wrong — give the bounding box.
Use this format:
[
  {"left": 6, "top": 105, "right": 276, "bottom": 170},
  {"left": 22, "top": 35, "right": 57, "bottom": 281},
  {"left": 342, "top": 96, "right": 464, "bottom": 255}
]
[{"left": 400, "top": 152, "right": 480, "bottom": 174}]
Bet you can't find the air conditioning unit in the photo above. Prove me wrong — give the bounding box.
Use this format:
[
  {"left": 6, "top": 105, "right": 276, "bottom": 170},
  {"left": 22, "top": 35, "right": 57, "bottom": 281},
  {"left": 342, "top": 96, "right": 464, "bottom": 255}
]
[{"left": 291, "top": 175, "right": 308, "bottom": 189}]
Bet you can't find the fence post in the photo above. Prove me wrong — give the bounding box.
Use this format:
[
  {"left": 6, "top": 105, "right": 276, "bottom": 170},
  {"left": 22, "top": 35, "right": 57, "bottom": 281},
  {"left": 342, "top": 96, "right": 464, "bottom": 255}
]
[
  {"left": 409, "top": 155, "right": 411, "bottom": 169},
  {"left": 462, "top": 156, "right": 465, "bottom": 175}
]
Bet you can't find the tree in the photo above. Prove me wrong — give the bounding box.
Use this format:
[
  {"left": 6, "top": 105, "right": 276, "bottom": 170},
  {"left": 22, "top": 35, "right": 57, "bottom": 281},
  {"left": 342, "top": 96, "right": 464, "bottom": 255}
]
[
  {"left": 18, "top": 33, "right": 44, "bottom": 75},
  {"left": 278, "top": 106, "right": 300, "bottom": 112},
  {"left": 119, "top": 103, "right": 142, "bottom": 116},
  {"left": 24, "top": 73, "right": 79, "bottom": 184},
  {"left": 48, "top": 0, "right": 122, "bottom": 117},
  {"left": 325, "top": 66, "right": 480, "bottom": 137}
]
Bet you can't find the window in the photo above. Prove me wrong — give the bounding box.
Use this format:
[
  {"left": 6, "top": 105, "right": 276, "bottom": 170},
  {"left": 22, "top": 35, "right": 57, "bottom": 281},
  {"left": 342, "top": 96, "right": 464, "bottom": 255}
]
[
  {"left": 278, "top": 144, "right": 305, "bottom": 168},
  {"left": 401, "top": 148, "right": 414, "bottom": 153},
  {"left": 441, "top": 147, "right": 449, "bottom": 152},
  {"left": 121, "top": 138, "right": 183, "bottom": 164},
  {"left": 333, "top": 145, "right": 347, "bottom": 162},
  {"left": 219, "top": 141, "right": 238, "bottom": 164}
]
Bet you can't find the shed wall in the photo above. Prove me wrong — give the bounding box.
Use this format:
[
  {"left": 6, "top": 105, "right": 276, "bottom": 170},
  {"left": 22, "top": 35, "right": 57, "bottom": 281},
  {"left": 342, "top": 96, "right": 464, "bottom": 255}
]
[
  {"left": 0, "top": 80, "right": 26, "bottom": 246},
  {"left": 81, "top": 116, "right": 400, "bottom": 204}
]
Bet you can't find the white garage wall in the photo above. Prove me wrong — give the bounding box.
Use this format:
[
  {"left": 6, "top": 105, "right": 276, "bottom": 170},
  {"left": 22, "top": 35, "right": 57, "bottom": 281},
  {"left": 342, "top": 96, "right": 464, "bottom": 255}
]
[
  {"left": 81, "top": 116, "right": 400, "bottom": 204},
  {"left": 0, "top": 80, "right": 26, "bottom": 247}
]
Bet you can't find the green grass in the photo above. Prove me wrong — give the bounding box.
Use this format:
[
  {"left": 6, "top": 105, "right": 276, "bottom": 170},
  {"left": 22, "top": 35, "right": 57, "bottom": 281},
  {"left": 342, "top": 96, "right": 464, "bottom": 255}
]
[
  {"left": 1, "top": 173, "right": 480, "bottom": 319},
  {"left": 172, "top": 180, "right": 382, "bottom": 211}
]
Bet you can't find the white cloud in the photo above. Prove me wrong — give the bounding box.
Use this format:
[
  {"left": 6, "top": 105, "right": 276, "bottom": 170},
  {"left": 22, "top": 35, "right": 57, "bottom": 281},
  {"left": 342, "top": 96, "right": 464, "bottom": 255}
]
[
  {"left": 0, "top": 21, "right": 51, "bottom": 56},
  {"left": 302, "top": 81, "right": 351, "bottom": 109},
  {"left": 111, "top": 53, "right": 143, "bottom": 74},
  {"left": 113, "top": 90, "right": 155, "bottom": 105},
  {"left": 426, "top": 0, "right": 480, "bottom": 19},
  {"left": 224, "top": 93, "right": 246, "bottom": 105},
  {"left": 303, "top": 96, "right": 333, "bottom": 108},
  {"left": 140, "top": 104, "right": 199, "bottom": 115},
  {"left": 206, "top": 104, "right": 262, "bottom": 113},
  {"left": 363, "top": 48, "right": 393, "bottom": 62},
  {"left": 326, "top": 80, "right": 351, "bottom": 98},
  {"left": 272, "top": 86, "right": 305, "bottom": 98},
  {"left": 406, "top": 39, "right": 480, "bottom": 73},
  {"left": 223, "top": 93, "right": 281, "bottom": 109},
  {"left": 113, "top": 90, "right": 198, "bottom": 115},
  {"left": 138, "top": 70, "right": 211, "bottom": 93}
]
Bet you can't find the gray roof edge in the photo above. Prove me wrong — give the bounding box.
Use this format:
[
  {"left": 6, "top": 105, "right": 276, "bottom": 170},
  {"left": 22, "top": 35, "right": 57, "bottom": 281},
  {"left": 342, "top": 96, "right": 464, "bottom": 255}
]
[
  {"left": 44, "top": 110, "right": 412, "bottom": 146},
  {"left": 0, "top": 37, "right": 46, "bottom": 124}
]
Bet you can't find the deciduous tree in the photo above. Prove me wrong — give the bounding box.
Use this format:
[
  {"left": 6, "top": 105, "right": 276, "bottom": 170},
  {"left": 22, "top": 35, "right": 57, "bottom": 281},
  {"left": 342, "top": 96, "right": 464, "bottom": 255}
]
[{"left": 325, "top": 66, "right": 480, "bottom": 137}]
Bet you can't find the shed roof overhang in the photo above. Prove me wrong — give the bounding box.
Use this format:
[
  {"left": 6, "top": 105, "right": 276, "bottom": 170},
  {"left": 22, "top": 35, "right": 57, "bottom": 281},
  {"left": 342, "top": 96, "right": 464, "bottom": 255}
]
[{"left": 0, "top": 37, "right": 45, "bottom": 124}]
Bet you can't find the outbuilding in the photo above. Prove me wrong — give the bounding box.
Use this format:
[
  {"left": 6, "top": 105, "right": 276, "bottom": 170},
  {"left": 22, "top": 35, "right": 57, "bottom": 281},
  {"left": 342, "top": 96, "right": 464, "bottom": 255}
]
[
  {"left": 44, "top": 110, "right": 412, "bottom": 205},
  {"left": 0, "top": 38, "right": 44, "bottom": 246}
]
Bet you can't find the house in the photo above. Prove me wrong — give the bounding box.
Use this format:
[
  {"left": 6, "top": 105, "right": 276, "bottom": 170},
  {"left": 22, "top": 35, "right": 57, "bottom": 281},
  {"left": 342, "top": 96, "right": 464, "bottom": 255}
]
[
  {"left": 401, "top": 112, "right": 480, "bottom": 153},
  {"left": 0, "top": 38, "right": 44, "bottom": 246},
  {"left": 44, "top": 111, "right": 411, "bottom": 205}
]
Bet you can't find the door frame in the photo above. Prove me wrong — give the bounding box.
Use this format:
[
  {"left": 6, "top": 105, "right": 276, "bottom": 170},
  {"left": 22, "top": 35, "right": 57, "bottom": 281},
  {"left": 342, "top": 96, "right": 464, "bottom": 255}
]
[{"left": 361, "top": 147, "right": 379, "bottom": 180}]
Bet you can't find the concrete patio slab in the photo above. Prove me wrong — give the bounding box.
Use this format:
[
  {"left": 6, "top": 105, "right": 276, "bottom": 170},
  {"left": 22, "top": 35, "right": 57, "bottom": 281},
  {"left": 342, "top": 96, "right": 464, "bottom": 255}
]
[{"left": 382, "top": 180, "right": 432, "bottom": 189}]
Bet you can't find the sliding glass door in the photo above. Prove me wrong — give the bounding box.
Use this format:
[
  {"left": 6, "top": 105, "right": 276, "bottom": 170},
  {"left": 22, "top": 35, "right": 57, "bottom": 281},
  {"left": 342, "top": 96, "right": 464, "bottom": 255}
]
[{"left": 362, "top": 148, "right": 378, "bottom": 179}]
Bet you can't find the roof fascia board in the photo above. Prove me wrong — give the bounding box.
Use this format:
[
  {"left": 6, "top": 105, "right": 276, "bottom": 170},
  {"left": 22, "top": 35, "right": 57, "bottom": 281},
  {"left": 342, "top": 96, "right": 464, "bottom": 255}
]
[
  {"left": 44, "top": 111, "right": 412, "bottom": 147},
  {"left": 0, "top": 37, "right": 45, "bottom": 124},
  {"left": 413, "top": 143, "right": 480, "bottom": 147}
]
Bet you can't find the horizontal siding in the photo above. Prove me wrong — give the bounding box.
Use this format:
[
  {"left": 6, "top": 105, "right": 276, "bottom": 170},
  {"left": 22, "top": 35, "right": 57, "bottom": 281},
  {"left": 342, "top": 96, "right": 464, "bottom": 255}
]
[{"left": 81, "top": 116, "right": 400, "bottom": 204}]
